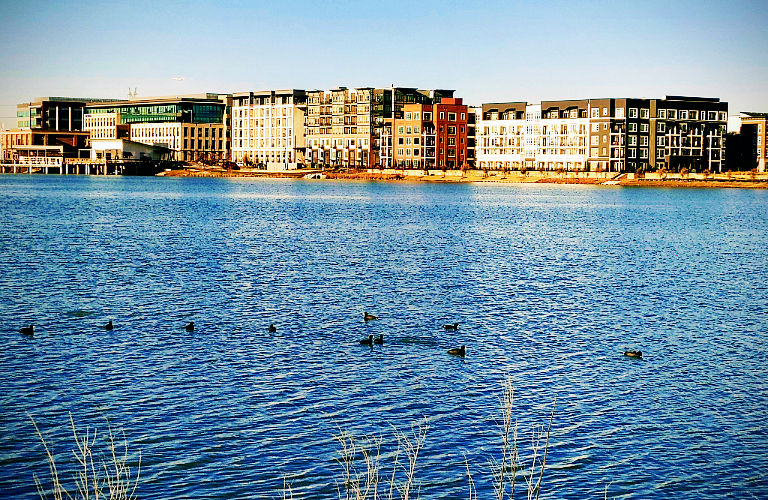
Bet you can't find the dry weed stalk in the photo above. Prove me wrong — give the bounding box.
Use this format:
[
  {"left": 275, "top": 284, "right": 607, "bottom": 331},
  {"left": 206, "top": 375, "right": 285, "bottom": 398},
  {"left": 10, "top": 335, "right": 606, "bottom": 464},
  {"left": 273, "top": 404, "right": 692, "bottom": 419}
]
[
  {"left": 334, "top": 418, "right": 428, "bottom": 500},
  {"left": 28, "top": 413, "right": 141, "bottom": 500},
  {"left": 482, "top": 380, "right": 555, "bottom": 500}
]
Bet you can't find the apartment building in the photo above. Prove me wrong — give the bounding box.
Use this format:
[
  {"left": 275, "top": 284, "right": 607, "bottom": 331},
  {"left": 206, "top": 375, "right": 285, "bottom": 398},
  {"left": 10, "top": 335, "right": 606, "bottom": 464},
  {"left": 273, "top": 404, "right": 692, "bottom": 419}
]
[
  {"left": 84, "top": 94, "right": 228, "bottom": 162},
  {"left": 738, "top": 112, "right": 768, "bottom": 172},
  {"left": 476, "top": 96, "right": 728, "bottom": 173},
  {"left": 305, "top": 87, "right": 455, "bottom": 168},
  {"left": 380, "top": 98, "right": 470, "bottom": 169},
  {"left": 230, "top": 89, "right": 306, "bottom": 166}
]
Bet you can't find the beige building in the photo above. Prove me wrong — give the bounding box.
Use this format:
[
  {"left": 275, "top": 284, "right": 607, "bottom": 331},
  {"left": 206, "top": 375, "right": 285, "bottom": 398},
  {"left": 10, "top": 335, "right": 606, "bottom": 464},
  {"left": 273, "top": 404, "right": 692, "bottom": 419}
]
[
  {"left": 85, "top": 94, "right": 228, "bottom": 162},
  {"left": 230, "top": 89, "right": 306, "bottom": 167}
]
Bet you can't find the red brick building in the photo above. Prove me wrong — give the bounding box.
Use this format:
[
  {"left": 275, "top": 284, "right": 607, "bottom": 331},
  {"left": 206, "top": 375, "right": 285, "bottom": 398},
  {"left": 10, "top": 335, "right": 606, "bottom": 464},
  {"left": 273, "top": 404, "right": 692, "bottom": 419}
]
[{"left": 382, "top": 98, "right": 469, "bottom": 169}]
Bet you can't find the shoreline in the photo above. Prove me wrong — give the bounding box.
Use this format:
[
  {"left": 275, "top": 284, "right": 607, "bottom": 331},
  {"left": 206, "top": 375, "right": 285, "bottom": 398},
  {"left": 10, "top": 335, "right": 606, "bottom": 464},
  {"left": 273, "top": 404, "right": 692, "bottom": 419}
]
[{"left": 161, "top": 167, "right": 768, "bottom": 188}]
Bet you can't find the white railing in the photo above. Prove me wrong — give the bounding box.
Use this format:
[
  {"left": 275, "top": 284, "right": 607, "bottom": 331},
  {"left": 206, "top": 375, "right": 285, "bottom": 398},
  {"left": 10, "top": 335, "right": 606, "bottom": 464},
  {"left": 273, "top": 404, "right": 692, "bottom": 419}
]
[{"left": 18, "top": 156, "right": 63, "bottom": 166}]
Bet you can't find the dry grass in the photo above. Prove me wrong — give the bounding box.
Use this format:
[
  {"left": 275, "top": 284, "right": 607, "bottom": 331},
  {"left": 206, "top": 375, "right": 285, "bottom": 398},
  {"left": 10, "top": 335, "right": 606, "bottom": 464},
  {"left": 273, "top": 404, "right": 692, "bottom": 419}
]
[{"left": 28, "top": 413, "right": 141, "bottom": 500}]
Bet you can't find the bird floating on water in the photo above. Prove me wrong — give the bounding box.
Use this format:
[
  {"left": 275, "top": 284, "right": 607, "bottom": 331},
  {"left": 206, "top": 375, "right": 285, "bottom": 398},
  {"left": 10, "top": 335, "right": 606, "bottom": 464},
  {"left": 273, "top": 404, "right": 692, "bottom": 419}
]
[
  {"left": 20, "top": 324, "right": 35, "bottom": 335},
  {"left": 448, "top": 345, "right": 466, "bottom": 356},
  {"left": 363, "top": 312, "right": 378, "bottom": 321},
  {"left": 268, "top": 324, "right": 277, "bottom": 333},
  {"left": 623, "top": 350, "right": 642, "bottom": 358},
  {"left": 185, "top": 321, "right": 195, "bottom": 332},
  {"left": 374, "top": 334, "right": 384, "bottom": 345},
  {"left": 443, "top": 322, "right": 459, "bottom": 331},
  {"left": 104, "top": 320, "right": 113, "bottom": 330},
  {"left": 360, "top": 335, "right": 374, "bottom": 346}
]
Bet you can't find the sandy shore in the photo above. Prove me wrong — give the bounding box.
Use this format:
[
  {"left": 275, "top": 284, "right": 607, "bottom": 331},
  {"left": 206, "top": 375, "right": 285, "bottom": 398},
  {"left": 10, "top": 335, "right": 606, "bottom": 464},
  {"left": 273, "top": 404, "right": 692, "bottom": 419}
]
[{"left": 160, "top": 168, "right": 768, "bottom": 188}]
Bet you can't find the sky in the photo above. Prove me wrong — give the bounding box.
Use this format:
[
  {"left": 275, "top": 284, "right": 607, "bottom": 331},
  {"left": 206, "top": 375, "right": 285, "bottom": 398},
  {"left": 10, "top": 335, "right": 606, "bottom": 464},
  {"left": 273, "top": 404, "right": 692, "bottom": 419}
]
[{"left": 1, "top": 0, "right": 767, "bottom": 127}]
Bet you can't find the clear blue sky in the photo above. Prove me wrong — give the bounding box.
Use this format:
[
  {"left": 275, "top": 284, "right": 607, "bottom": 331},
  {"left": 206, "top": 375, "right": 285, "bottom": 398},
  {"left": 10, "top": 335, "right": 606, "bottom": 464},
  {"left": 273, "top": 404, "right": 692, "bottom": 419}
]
[{"left": 1, "top": 0, "right": 766, "bottom": 126}]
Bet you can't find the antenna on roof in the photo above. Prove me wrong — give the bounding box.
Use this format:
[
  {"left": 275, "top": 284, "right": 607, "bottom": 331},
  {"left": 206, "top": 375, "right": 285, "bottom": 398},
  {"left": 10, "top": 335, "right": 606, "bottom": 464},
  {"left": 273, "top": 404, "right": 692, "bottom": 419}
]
[{"left": 128, "top": 87, "right": 137, "bottom": 99}]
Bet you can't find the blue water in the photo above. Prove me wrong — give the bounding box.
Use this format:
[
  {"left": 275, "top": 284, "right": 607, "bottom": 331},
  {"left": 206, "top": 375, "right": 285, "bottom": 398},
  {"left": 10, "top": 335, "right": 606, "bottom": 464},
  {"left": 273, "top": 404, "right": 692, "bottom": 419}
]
[{"left": 1, "top": 175, "right": 766, "bottom": 499}]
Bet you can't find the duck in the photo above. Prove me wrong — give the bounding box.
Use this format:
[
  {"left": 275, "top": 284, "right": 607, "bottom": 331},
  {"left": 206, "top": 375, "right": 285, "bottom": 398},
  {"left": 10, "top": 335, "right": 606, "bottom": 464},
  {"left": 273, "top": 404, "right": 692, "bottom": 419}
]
[
  {"left": 363, "top": 312, "right": 378, "bottom": 321},
  {"left": 443, "top": 322, "right": 459, "bottom": 331},
  {"left": 268, "top": 324, "right": 277, "bottom": 333},
  {"left": 374, "top": 334, "right": 384, "bottom": 345},
  {"left": 623, "top": 350, "right": 642, "bottom": 358},
  {"left": 448, "top": 345, "right": 466, "bottom": 356},
  {"left": 185, "top": 321, "right": 195, "bottom": 332},
  {"left": 360, "top": 335, "right": 374, "bottom": 346},
  {"left": 104, "top": 320, "right": 113, "bottom": 330},
  {"left": 19, "top": 324, "right": 35, "bottom": 335}
]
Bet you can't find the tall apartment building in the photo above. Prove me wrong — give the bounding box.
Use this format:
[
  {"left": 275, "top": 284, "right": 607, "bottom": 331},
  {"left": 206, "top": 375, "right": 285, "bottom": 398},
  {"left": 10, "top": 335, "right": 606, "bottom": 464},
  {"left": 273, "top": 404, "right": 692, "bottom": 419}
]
[
  {"left": 84, "top": 94, "right": 229, "bottom": 162},
  {"left": 305, "top": 87, "right": 454, "bottom": 168},
  {"left": 230, "top": 89, "right": 306, "bottom": 166},
  {"left": 380, "top": 98, "right": 470, "bottom": 169},
  {"left": 476, "top": 96, "right": 728, "bottom": 173},
  {"left": 739, "top": 112, "right": 768, "bottom": 172}
]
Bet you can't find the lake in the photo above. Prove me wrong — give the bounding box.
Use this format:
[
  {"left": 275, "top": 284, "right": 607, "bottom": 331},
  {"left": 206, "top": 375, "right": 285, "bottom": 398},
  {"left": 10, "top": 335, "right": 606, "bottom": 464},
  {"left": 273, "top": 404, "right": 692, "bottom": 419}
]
[{"left": 0, "top": 175, "right": 766, "bottom": 499}]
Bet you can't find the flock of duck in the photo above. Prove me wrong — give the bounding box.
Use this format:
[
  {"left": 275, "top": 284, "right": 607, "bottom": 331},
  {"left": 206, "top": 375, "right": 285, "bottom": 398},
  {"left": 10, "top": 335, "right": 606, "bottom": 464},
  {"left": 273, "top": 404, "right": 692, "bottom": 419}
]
[
  {"left": 17, "top": 314, "right": 640, "bottom": 359},
  {"left": 360, "top": 312, "right": 466, "bottom": 356}
]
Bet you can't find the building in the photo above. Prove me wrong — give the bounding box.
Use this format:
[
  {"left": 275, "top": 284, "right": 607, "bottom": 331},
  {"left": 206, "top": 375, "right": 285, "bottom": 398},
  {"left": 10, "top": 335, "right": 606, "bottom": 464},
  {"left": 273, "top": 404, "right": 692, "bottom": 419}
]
[
  {"left": 84, "top": 94, "right": 229, "bottom": 162},
  {"left": 380, "top": 98, "right": 470, "bottom": 170},
  {"left": 2, "top": 96, "right": 119, "bottom": 162},
  {"left": 90, "top": 139, "right": 173, "bottom": 161},
  {"left": 306, "top": 87, "right": 455, "bottom": 169},
  {"left": 230, "top": 89, "right": 307, "bottom": 167},
  {"left": 738, "top": 112, "right": 768, "bottom": 172},
  {"left": 475, "top": 96, "right": 728, "bottom": 173}
]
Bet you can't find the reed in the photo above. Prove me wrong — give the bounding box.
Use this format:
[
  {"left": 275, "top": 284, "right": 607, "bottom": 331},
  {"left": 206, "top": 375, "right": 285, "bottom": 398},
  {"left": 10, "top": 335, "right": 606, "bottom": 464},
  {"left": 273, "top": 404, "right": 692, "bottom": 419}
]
[
  {"left": 333, "top": 379, "right": 555, "bottom": 500},
  {"left": 28, "top": 413, "right": 141, "bottom": 500}
]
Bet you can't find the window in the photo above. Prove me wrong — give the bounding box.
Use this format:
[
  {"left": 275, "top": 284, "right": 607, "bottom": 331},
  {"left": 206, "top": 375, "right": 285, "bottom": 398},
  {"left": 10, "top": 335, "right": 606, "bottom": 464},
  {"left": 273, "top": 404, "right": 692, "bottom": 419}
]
[
  {"left": 591, "top": 136, "right": 599, "bottom": 145},
  {"left": 448, "top": 137, "right": 455, "bottom": 146},
  {"left": 629, "top": 136, "right": 637, "bottom": 146},
  {"left": 406, "top": 148, "right": 411, "bottom": 156},
  {"left": 640, "top": 136, "right": 648, "bottom": 146},
  {"left": 406, "top": 126, "right": 412, "bottom": 134},
  {"left": 690, "top": 110, "right": 698, "bottom": 119},
  {"left": 658, "top": 109, "right": 666, "bottom": 119},
  {"left": 398, "top": 126, "right": 404, "bottom": 134},
  {"left": 603, "top": 123, "right": 608, "bottom": 130},
  {"left": 668, "top": 109, "right": 677, "bottom": 119},
  {"left": 440, "top": 112, "right": 445, "bottom": 119},
  {"left": 616, "top": 108, "right": 624, "bottom": 118},
  {"left": 405, "top": 112, "right": 412, "bottom": 120},
  {"left": 414, "top": 112, "right": 420, "bottom": 120},
  {"left": 658, "top": 123, "right": 666, "bottom": 132},
  {"left": 406, "top": 137, "right": 412, "bottom": 145},
  {"left": 640, "top": 124, "right": 649, "bottom": 132},
  {"left": 657, "top": 149, "right": 665, "bottom": 158},
  {"left": 448, "top": 126, "right": 456, "bottom": 134},
  {"left": 657, "top": 136, "right": 665, "bottom": 146},
  {"left": 591, "top": 108, "right": 600, "bottom": 118},
  {"left": 591, "top": 147, "right": 598, "bottom": 156},
  {"left": 602, "top": 147, "right": 607, "bottom": 155},
  {"left": 448, "top": 112, "right": 457, "bottom": 121},
  {"left": 603, "top": 107, "right": 608, "bottom": 116},
  {"left": 708, "top": 111, "right": 716, "bottom": 120},
  {"left": 398, "top": 148, "right": 403, "bottom": 156},
  {"left": 592, "top": 123, "right": 599, "bottom": 132},
  {"left": 461, "top": 113, "right": 465, "bottom": 120},
  {"left": 424, "top": 112, "right": 431, "bottom": 121},
  {"left": 629, "top": 123, "right": 637, "bottom": 132},
  {"left": 719, "top": 112, "right": 727, "bottom": 121},
  {"left": 414, "top": 125, "right": 419, "bottom": 134},
  {"left": 628, "top": 108, "right": 638, "bottom": 118},
  {"left": 640, "top": 109, "right": 649, "bottom": 119},
  {"left": 640, "top": 149, "right": 648, "bottom": 158},
  {"left": 629, "top": 148, "right": 636, "bottom": 158},
  {"left": 602, "top": 136, "right": 607, "bottom": 143},
  {"left": 448, "top": 148, "right": 456, "bottom": 157}
]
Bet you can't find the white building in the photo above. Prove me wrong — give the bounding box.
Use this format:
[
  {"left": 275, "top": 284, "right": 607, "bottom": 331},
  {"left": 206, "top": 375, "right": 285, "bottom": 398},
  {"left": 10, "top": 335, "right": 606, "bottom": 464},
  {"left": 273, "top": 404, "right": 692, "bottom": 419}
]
[{"left": 230, "top": 89, "right": 307, "bottom": 167}]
